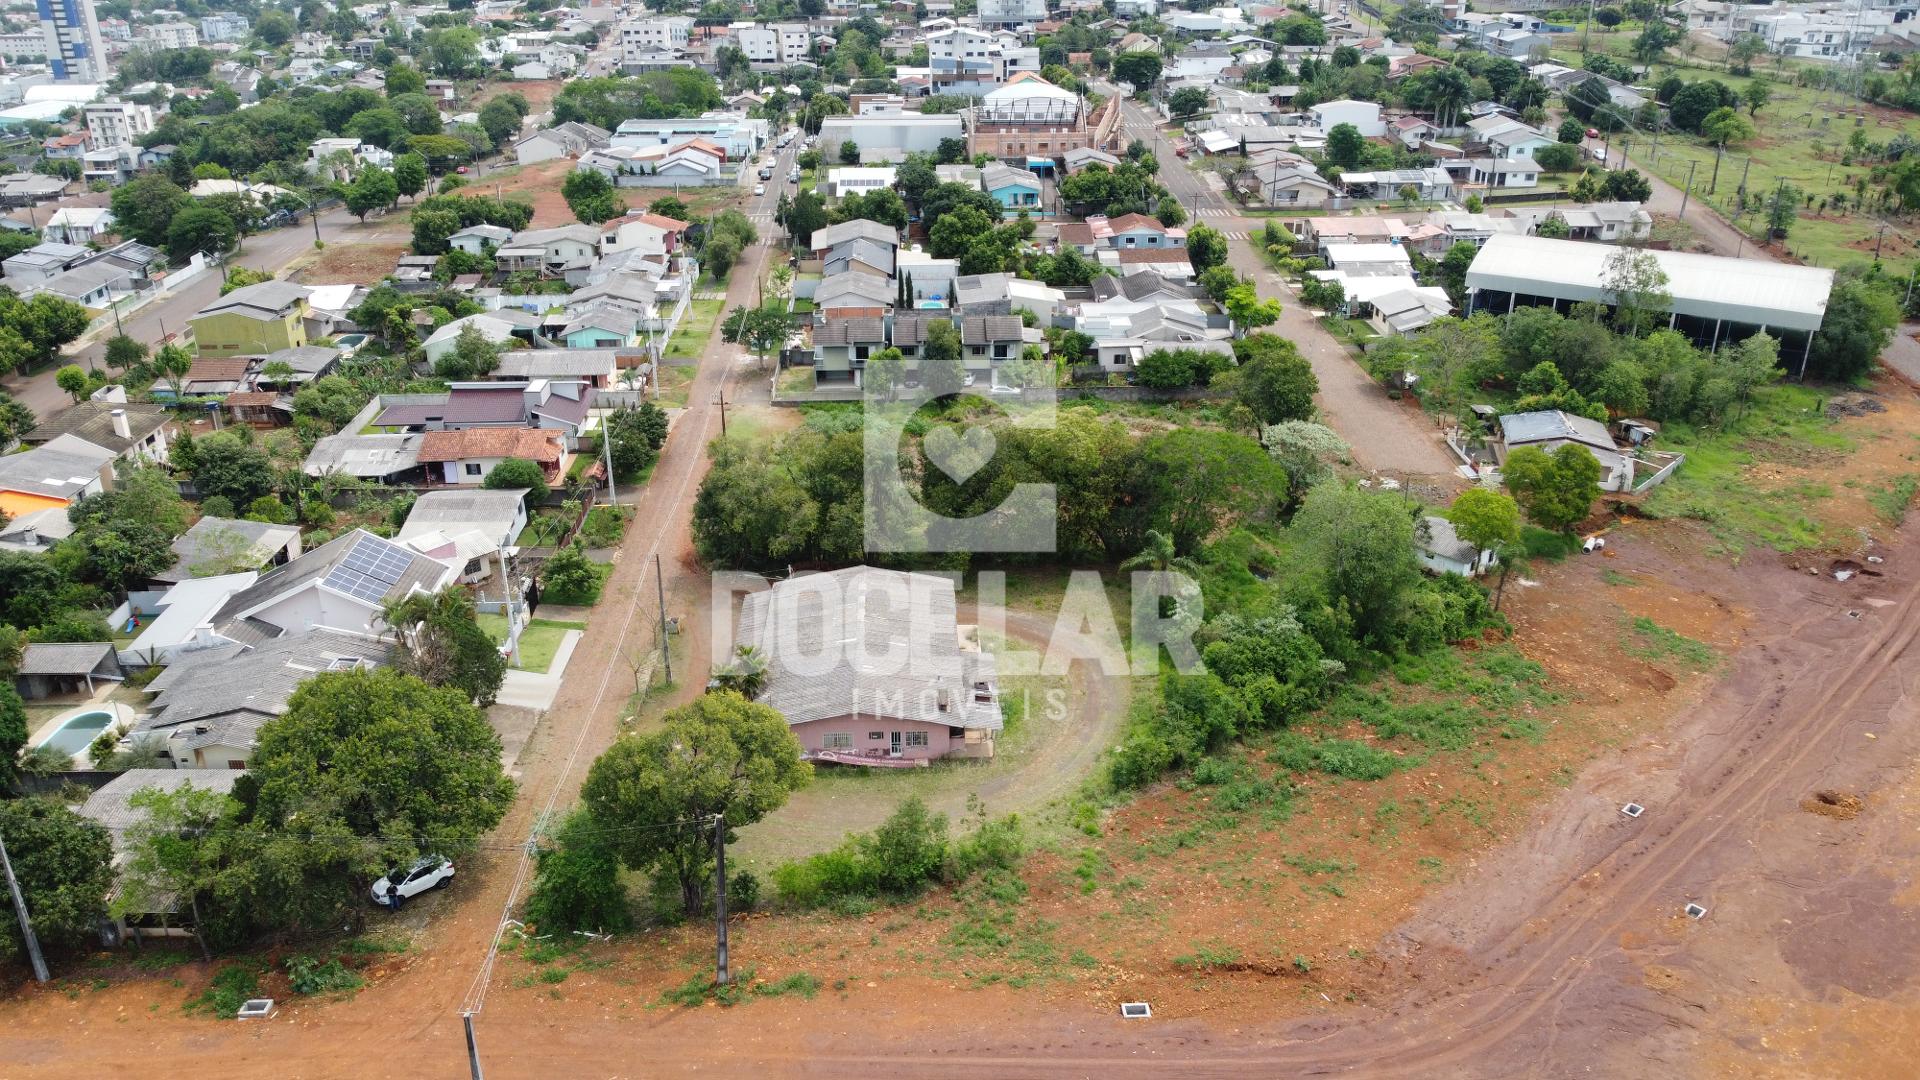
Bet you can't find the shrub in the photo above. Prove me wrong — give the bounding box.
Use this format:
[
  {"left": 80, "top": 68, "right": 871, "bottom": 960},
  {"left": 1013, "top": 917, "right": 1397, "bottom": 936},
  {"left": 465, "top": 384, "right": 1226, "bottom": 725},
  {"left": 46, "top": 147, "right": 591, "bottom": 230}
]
[
  {"left": 772, "top": 798, "right": 1024, "bottom": 907},
  {"left": 726, "top": 870, "right": 760, "bottom": 913},
  {"left": 525, "top": 806, "right": 632, "bottom": 933},
  {"left": 285, "top": 955, "right": 364, "bottom": 995},
  {"left": 198, "top": 495, "right": 235, "bottom": 518}
]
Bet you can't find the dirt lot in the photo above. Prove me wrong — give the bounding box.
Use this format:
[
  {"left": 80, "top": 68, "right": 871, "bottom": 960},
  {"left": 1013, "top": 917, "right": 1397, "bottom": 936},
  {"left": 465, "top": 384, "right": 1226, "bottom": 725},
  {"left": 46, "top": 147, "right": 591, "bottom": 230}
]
[
  {"left": 6, "top": 376, "right": 1920, "bottom": 1074},
  {"left": 480, "top": 159, "right": 579, "bottom": 229}
]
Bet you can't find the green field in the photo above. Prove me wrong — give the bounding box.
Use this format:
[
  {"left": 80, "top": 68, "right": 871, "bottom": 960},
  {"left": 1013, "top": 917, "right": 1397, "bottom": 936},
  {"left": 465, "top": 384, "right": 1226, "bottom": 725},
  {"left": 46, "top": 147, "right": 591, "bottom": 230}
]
[
  {"left": 1545, "top": 40, "right": 1920, "bottom": 277},
  {"left": 663, "top": 298, "right": 726, "bottom": 360}
]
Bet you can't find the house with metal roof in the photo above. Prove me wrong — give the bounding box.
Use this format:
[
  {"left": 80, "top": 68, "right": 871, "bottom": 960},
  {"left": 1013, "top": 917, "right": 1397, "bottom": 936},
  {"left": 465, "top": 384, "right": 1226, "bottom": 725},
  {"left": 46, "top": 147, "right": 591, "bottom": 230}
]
[
  {"left": 204, "top": 529, "right": 456, "bottom": 643},
  {"left": 1497, "top": 408, "right": 1636, "bottom": 492},
  {"left": 0, "top": 435, "right": 117, "bottom": 519},
  {"left": 15, "top": 642, "right": 125, "bottom": 700},
  {"left": 153, "top": 517, "right": 303, "bottom": 586},
  {"left": 133, "top": 628, "right": 395, "bottom": 768},
  {"left": 735, "top": 566, "right": 1000, "bottom": 765},
  {"left": 22, "top": 402, "right": 170, "bottom": 463},
  {"left": 303, "top": 432, "right": 424, "bottom": 481},
  {"left": 188, "top": 280, "right": 312, "bottom": 356}
]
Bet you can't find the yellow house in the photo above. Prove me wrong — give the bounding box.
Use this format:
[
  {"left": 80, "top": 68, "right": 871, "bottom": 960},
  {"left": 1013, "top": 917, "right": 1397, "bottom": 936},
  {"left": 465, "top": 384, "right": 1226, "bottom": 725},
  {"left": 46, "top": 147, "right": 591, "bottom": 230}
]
[{"left": 188, "top": 280, "right": 311, "bottom": 356}]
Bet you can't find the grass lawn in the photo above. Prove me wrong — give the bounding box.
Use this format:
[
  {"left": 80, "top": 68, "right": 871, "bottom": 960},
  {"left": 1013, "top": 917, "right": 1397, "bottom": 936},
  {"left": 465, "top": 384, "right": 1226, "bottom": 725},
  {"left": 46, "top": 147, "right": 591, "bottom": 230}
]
[
  {"left": 654, "top": 362, "right": 695, "bottom": 407},
  {"left": 476, "top": 614, "right": 588, "bottom": 673},
  {"left": 775, "top": 366, "right": 815, "bottom": 395},
  {"left": 1638, "top": 382, "right": 1857, "bottom": 556},
  {"left": 663, "top": 299, "right": 725, "bottom": 360},
  {"left": 790, "top": 297, "right": 815, "bottom": 314},
  {"left": 1320, "top": 315, "right": 1378, "bottom": 350}
]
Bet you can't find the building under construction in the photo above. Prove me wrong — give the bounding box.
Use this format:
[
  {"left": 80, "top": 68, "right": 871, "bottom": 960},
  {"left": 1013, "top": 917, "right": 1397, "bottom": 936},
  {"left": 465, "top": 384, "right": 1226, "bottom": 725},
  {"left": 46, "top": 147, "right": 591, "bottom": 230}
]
[{"left": 964, "top": 73, "right": 1121, "bottom": 163}]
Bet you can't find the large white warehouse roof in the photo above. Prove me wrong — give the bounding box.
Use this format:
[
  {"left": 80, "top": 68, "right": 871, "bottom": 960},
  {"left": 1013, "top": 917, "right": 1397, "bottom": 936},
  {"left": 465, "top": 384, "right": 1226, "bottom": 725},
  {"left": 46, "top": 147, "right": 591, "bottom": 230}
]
[{"left": 1464, "top": 234, "right": 1834, "bottom": 333}]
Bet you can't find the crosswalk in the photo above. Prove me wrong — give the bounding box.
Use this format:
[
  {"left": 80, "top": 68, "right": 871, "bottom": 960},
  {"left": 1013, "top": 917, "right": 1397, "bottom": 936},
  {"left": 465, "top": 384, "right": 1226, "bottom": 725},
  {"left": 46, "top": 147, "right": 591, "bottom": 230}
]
[{"left": 1193, "top": 207, "right": 1238, "bottom": 219}]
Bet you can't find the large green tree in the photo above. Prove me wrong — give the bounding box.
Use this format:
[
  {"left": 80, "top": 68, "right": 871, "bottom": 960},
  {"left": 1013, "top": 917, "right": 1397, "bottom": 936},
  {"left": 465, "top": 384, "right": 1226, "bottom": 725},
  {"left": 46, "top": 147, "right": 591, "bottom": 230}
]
[
  {"left": 385, "top": 589, "right": 508, "bottom": 707},
  {"left": 1223, "top": 334, "right": 1318, "bottom": 425},
  {"left": 1292, "top": 482, "right": 1423, "bottom": 645},
  {"left": 111, "top": 176, "right": 192, "bottom": 247},
  {"left": 0, "top": 800, "right": 114, "bottom": 965},
  {"left": 1503, "top": 443, "right": 1603, "bottom": 532},
  {"left": 580, "top": 692, "right": 808, "bottom": 914},
  {"left": 250, "top": 668, "right": 515, "bottom": 844}
]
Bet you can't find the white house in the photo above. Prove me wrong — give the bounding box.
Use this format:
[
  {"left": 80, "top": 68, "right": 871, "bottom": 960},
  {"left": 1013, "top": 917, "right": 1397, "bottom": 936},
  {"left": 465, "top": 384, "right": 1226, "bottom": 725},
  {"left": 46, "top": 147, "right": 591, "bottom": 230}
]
[
  {"left": 1416, "top": 515, "right": 1498, "bottom": 577},
  {"left": 1308, "top": 99, "right": 1384, "bottom": 138},
  {"left": 826, "top": 166, "right": 898, "bottom": 199}
]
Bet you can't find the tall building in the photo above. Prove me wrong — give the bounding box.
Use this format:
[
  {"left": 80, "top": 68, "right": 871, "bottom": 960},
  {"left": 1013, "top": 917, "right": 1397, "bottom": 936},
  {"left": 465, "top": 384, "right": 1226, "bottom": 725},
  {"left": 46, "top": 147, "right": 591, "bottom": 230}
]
[{"left": 39, "top": 0, "right": 109, "bottom": 82}]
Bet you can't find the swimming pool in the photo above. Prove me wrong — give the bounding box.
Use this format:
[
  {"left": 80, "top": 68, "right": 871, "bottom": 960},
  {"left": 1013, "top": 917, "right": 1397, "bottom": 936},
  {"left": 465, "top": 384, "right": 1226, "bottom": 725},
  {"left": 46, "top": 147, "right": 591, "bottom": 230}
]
[{"left": 33, "top": 710, "right": 115, "bottom": 758}]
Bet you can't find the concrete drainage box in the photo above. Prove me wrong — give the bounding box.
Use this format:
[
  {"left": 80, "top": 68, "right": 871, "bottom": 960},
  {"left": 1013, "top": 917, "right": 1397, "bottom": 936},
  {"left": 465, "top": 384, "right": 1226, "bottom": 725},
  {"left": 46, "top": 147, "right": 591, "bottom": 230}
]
[
  {"left": 1120, "top": 1002, "right": 1152, "bottom": 1019},
  {"left": 236, "top": 998, "right": 276, "bottom": 1020}
]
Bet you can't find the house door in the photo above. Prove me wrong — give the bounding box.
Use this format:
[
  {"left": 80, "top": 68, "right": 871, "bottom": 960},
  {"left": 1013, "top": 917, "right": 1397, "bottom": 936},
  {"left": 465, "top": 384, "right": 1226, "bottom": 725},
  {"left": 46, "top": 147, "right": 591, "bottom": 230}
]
[{"left": 890, "top": 732, "right": 902, "bottom": 756}]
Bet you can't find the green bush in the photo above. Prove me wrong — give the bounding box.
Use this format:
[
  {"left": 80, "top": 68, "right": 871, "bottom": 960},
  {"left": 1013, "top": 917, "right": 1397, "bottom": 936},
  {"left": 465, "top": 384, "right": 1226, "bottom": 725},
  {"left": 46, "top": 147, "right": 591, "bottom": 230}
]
[
  {"left": 772, "top": 797, "right": 1024, "bottom": 907},
  {"left": 285, "top": 955, "right": 364, "bottom": 995},
  {"left": 187, "top": 963, "right": 262, "bottom": 1015},
  {"left": 525, "top": 807, "right": 632, "bottom": 934},
  {"left": 726, "top": 869, "right": 759, "bottom": 912}
]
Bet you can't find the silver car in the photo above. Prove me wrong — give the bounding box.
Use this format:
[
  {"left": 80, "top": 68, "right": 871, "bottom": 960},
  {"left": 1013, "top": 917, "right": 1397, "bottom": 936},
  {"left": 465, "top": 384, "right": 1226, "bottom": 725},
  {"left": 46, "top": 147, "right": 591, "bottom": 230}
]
[{"left": 370, "top": 855, "right": 454, "bottom": 908}]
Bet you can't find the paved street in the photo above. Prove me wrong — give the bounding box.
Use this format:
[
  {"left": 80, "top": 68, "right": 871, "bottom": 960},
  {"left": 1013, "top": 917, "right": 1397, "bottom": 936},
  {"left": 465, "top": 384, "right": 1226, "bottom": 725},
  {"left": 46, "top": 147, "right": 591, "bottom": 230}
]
[
  {"left": 1107, "top": 88, "right": 1460, "bottom": 478},
  {"left": 7, "top": 204, "right": 398, "bottom": 418}
]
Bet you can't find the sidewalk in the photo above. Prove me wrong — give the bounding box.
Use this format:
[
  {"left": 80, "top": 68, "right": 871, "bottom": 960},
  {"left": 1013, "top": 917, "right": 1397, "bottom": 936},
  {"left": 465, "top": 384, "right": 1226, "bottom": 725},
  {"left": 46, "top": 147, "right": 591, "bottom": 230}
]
[{"left": 496, "top": 628, "right": 582, "bottom": 710}]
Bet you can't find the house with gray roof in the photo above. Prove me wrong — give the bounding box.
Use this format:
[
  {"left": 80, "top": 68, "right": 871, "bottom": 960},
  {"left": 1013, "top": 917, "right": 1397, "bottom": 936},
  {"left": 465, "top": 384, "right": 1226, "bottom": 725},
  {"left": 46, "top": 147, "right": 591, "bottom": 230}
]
[
  {"left": 735, "top": 566, "right": 1000, "bottom": 765},
  {"left": 153, "top": 517, "right": 303, "bottom": 585},
  {"left": 398, "top": 487, "right": 530, "bottom": 551},
  {"left": 1497, "top": 409, "right": 1634, "bottom": 492},
  {"left": 814, "top": 272, "right": 896, "bottom": 316},
  {"left": 823, "top": 237, "right": 897, "bottom": 278},
  {"left": 0, "top": 434, "right": 117, "bottom": 511},
  {"left": 303, "top": 432, "right": 423, "bottom": 481},
  {"left": 15, "top": 642, "right": 125, "bottom": 699},
  {"left": 1416, "top": 515, "right": 1497, "bottom": 578},
  {"left": 809, "top": 218, "right": 900, "bottom": 256},
  {"left": 134, "top": 628, "right": 395, "bottom": 768},
  {"left": 22, "top": 401, "right": 171, "bottom": 462},
  {"left": 813, "top": 317, "right": 889, "bottom": 382}
]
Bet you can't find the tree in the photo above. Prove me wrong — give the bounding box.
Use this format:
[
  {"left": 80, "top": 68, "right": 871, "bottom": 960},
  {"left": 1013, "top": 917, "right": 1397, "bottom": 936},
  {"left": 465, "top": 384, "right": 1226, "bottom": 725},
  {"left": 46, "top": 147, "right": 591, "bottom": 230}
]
[
  {"left": 435, "top": 323, "right": 504, "bottom": 380},
  {"left": 604, "top": 406, "right": 664, "bottom": 479},
  {"left": 1602, "top": 168, "right": 1653, "bottom": 202},
  {"left": 1291, "top": 483, "right": 1422, "bottom": 646},
  {"left": 385, "top": 589, "right": 507, "bottom": 707},
  {"left": 710, "top": 644, "right": 768, "bottom": 698},
  {"left": 541, "top": 542, "right": 601, "bottom": 603},
  {"left": 1700, "top": 106, "right": 1756, "bottom": 148},
  {"left": 839, "top": 139, "right": 860, "bottom": 164},
  {"left": 722, "top": 304, "right": 796, "bottom": 369},
  {"left": 1503, "top": 443, "right": 1603, "bottom": 532},
  {"left": 1806, "top": 277, "right": 1899, "bottom": 381},
  {"left": 1224, "top": 283, "right": 1282, "bottom": 330},
  {"left": 784, "top": 190, "right": 829, "bottom": 247},
  {"left": 478, "top": 98, "right": 524, "bottom": 147},
  {"left": 1745, "top": 78, "right": 1772, "bottom": 117},
  {"left": 0, "top": 683, "right": 25, "bottom": 789},
  {"left": 251, "top": 668, "right": 514, "bottom": 848},
  {"left": 562, "top": 168, "right": 625, "bottom": 224},
  {"left": 1557, "top": 118, "right": 1586, "bottom": 143},
  {"left": 1168, "top": 86, "right": 1209, "bottom": 119},
  {"left": 1260, "top": 421, "right": 1348, "bottom": 505},
  {"left": 344, "top": 167, "right": 399, "bottom": 221},
  {"left": 1729, "top": 34, "right": 1767, "bottom": 74},
  {"left": 1325, "top": 123, "right": 1365, "bottom": 169},
  {"left": 188, "top": 431, "right": 276, "bottom": 505},
  {"left": 0, "top": 800, "right": 114, "bottom": 965},
  {"left": 104, "top": 334, "right": 148, "bottom": 371},
  {"left": 345, "top": 106, "right": 410, "bottom": 150},
  {"left": 393, "top": 152, "right": 428, "bottom": 200},
  {"left": 55, "top": 364, "right": 88, "bottom": 403},
  {"left": 928, "top": 206, "right": 996, "bottom": 260},
  {"left": 1186, "top": 224, "right": 1228, "bottom": 272},
  {"left": 255, "top": 9, "right": 295, "bottom": 44},
  {"left": 484, "top": 458, "right": 550, "bottom": 508},
  {"left": 1533, "top": 143, "right": 1581, "bottom": 173},
  {"left": 166, "top": 205, "right": 238, "bottom": 261},
  {"left": 1603, "top": 246, "right": 1671, "bottom": 338},
  {"left": 1594, "top": 7, "right": 1623, "bottom": 27},
  {"left": 650, "top": 196, "right": 690, "bottom": 221},
  {"left": 1136, "top": 348, "right": 1204, "bottom": 389},
  {"left": 74, "top": 519, "right": 175, "bottom": 594},
  {"left": 921, "top": 319, "right": 967, "bottom": 398},
  {"left": 1223, "top": 334, "right": 1318, "bottom": 425},
  {"left": 579, "top": 691, "right": 809, "bottom": 914},
  {"left": 1447, "top": 487, "right": 1522, "bottom": 557},
  {"left": 525, "top": 806, "right": 632, "bottom": 934},
  {"left": 1113, "top": 51, "right": 1162, "bottom": 94},
  {"left": 386, "top": 62, "right": 427, "bottom": 98},
  {"left": 1669, "top": 82, "right": 1726, "bottom": 132}
]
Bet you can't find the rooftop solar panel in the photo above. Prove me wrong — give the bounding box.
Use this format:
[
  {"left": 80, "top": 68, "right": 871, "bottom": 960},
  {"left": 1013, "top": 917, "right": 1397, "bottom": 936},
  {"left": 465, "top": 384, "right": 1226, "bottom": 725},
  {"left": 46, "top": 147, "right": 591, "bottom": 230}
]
[{"left": 321, "top": 534, "right": 418, "bottom": 604}]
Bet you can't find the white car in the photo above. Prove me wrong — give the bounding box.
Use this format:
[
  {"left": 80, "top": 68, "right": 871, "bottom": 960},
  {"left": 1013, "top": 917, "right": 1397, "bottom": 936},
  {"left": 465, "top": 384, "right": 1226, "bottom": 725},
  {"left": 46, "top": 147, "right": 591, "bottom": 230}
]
[
  {"left": 370, "top": 855, "right": 454, "bottom": 908},
  {"left": 754, "top": 183, "right": 766, "bottom": 195}
]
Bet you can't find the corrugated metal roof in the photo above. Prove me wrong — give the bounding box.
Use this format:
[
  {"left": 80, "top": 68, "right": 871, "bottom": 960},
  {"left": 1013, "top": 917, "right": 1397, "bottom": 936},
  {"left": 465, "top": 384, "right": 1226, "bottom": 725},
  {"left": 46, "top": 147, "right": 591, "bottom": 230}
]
[{"left": 1465, "top": 234, "right": 1834, "bottom": 332}]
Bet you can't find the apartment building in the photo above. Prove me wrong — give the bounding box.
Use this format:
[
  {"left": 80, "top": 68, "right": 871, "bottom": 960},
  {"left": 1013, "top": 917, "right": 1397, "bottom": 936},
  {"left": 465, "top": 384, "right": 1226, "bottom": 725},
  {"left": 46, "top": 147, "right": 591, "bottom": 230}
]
[
  {"left": 84, "top": 100, "right": 155, "bottom": 148},
  {"left": 140, "top": 21, "right": 199, "bottom": 49},
  {"left": 735, "top": 23, "right": 812, "bottom": 66},
  {"left": 198, "top": 12, "right": 250, "bottom": 42},
  {"left": 40, "top": 0, "right": 110, "bottom": 82}
]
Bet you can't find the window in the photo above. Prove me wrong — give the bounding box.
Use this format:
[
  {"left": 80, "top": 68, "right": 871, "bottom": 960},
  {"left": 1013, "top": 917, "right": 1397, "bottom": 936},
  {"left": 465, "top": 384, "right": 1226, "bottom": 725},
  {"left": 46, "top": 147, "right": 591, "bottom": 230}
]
[
  {"left": 464, "top": 463, "right": 484, "bottom": 476},
  {"left": 869, "top": 731, "right": 884, "bottom": 740},
  {"left": 855, "top": 344, "right": 870, "bottom": 359},
  {"left": 904, "top": 731, "right": 929, "bottom": 748},
  {"left": 823, "top": 732, "right": 852, "bottom": 749}
]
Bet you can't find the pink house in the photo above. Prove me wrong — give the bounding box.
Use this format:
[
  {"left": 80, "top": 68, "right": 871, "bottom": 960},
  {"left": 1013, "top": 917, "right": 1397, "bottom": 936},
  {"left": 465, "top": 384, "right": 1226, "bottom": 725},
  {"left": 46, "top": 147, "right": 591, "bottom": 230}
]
[{"left": 734, "top": 566, "right": 1001, "bottom": 767}]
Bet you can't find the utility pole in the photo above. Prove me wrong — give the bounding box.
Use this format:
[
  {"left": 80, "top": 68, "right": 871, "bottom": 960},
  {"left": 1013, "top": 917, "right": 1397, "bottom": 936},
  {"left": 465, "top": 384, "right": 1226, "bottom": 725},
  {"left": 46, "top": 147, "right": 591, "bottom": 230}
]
[
  {"left": 654, "top": 553, "right": 672, "bottom": 685},
  {"left": 602, "top": 418, "right": 617, "bottom": 505},
  {"left": 1679, "top": 159, "right": 1697, "bottom": 218},
  {"left": 0, "top": 832, "right": 49, "bottom": 983},
  {"left": 462, "top": 1012, "right": 485, "bottom": 1080},
  {"left": 1735, "top": 157, "right": 1752, "bottom": 205},
  {"left": 712, "top": 813, "right": 729, "bottom": 986},
  {"left": 714, "top": 392, "right": 729, "bottom": 437}
]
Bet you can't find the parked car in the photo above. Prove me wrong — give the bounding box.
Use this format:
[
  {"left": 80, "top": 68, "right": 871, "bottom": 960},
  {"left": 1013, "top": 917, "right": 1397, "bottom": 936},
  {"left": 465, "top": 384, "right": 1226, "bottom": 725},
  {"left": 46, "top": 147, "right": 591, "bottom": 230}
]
[
  {"left": 456, "top": 165, "right": 470, "bottom": 174},
  {"left": 1585, "top": 127, "right": 1600, "bottom": 139},
  {"left": 370, "top": 855, "right": 454, "bottom": 908},
  {"left": 754, "top": 183, "right": 766, "bottom": 195}
]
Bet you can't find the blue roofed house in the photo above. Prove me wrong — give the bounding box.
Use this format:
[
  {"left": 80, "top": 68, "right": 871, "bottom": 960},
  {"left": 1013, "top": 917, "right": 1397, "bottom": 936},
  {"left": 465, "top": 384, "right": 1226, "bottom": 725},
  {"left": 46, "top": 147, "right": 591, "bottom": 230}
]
[{"left": 982, "top": 163, "right": 1044, "bottom": 217}]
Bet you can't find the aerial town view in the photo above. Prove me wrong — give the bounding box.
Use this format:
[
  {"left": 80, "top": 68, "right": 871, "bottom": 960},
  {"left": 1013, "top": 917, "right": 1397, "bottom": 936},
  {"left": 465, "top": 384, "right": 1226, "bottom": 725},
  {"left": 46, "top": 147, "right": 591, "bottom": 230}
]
[{"left": 0, "top": 0, "right": 1916, "bottom": 1074}]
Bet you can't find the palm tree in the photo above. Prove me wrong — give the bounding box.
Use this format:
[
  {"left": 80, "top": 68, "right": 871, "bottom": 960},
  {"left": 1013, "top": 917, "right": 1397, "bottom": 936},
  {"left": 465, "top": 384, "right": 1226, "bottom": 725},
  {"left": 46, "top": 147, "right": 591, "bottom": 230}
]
[
  {"left": 713, "top": 644, "right": 769, "bottom": 698},
  {"left": 1119, "top": 529, "right": 1201, "bottom": 576},
  {"left": 1427, "top": 68, "right": 1473, "bottom": 133}
]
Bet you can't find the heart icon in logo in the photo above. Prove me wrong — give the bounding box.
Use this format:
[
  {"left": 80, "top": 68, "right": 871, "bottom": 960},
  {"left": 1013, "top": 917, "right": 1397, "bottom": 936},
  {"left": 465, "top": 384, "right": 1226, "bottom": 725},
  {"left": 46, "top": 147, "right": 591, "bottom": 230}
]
[{"left": 923, "top": 425, "right": 997, "bottom": 484}]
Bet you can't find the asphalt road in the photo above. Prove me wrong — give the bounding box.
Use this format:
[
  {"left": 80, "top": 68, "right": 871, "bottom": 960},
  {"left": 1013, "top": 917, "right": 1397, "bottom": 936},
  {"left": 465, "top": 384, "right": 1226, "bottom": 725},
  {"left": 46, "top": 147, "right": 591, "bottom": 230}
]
[{"left": 7, "top": 203, "right": 374, "bottom": 419}]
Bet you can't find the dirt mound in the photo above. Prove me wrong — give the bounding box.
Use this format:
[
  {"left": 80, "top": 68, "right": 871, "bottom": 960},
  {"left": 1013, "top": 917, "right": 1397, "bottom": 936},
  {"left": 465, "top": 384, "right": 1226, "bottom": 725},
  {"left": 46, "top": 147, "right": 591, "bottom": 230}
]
[{"left": 1800, "top": 790, "right": 1864, "bottom": 820}]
